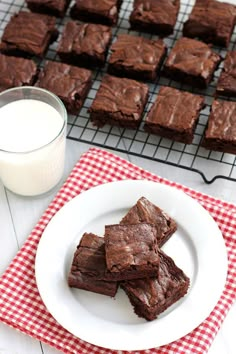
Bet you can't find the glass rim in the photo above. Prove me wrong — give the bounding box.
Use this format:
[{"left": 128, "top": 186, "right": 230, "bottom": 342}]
[{"left": 0, "top": 86, "right": 67, "bottom": 155}]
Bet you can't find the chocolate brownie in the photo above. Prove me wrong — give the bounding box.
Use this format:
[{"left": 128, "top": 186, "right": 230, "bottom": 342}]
[
  {"left": 26, "top": 0, "right": 71, "bottom": 17},
  {"left": 35, "top": 61, "right": 92, "bottom": 115},
  {"left": 107, "top": 34, "right": 167, "bottom": 82},
  {"left": 121, "top": 249, "right": 190, "bottom": 321},
  {"left": 129, "top": 0, "right": 180, "bottom": 36},
  {"left": 68, "top": 233, "right": 118, "bottom": 297},
  {"left": 120, "top": 197, "right": 177, "bottom": 247},
  {"left": 183, "top": 0, "right": 236, "bottom": 48},
  {"left": 57, "top": 21, "right": 112, "bottom": 68},
  {"left": 163, "top": 37, "right": 221, "bottom": 88},
  {"left": 0, "top": 11, "right": 58, "bottom": 58},
  {"left": 144, "top": 86, "right": 205, "bottom": 144},
  {"left": 89, "top": 74, "right": 149, "bottom": 128},
  {"left": 70, "top": 0, "right": 123, "bottom": 26},
  {"left": 216, "top": 51, "right": 236, "bottom": 97},
  {"left": 201, "top": 99, "right": 236, "bottom": 154},
  {"left": 104, "top": 223, "right": 160, "bottom": 281},
  {"left": 0, "top": 54, "right": 38, "bottom": 92}
]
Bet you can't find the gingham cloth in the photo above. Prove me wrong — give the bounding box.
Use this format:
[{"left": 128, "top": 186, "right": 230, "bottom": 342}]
[{"left": 0, "top": 147, "right": 236, "bottom": 354}]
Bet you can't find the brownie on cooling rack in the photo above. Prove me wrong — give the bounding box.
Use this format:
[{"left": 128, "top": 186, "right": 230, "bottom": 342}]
[
  {"left": 0, "top": 11, "right": 58, "bottom": 58},
  {"left": 163, "top": 37, "right": 221, "bottom": 88},
  {"left": 216, "top": 51, "right": 236, "bottom": 98},
  {"left": 0, "top": 54, "right": 38, "bottom": 92},
  {"left": 183, "top": 0, "right": 236, "bottom": 48},
  {"left": 120, "top": 197, "right": 177, "bottom": 247},
  {"left": 68, "top": 232, "right": 118, "bottom": 297},
  {"left": 121, "top": 249, "right": 190, "bottom": 321},
  {"left": 201, "top": 99, "right": 236, "bottom": 154},
  {"left": 57, "top": 21, "right": 112, "bottom": 68},
  {"left": 129, "top": 0, "right": 180, "bottom": 36},
  {"left": 88, "top": 74, "right": 149, "bottom": 128},
  {"left": 35, "top": 61, "right": 92, "bottom": 115},
  {"left": 107, "top": 34, "right": 167, "bottom": 82},
  {"left": 26, "top": 0, "right": 71, "bottom": 17},
  {"left": 144, "top": 86, "right": 205, "bottom": 144},
  {"left": 104, "top": 223, "right": 160, "bottom": 281},
  {"left": 70, "top": 0, "right": 123, "bottom": 26}
]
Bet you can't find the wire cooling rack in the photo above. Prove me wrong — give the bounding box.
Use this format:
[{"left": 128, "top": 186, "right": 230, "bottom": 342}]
[{"left": 1, "top": 0, "right": 236, "bottom": 183}]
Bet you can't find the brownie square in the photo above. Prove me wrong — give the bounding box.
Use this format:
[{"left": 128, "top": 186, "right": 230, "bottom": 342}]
[
  {"left": 68, "top": 233, "right": 118, "bottom": 297},
  {"left": 0, "top": 11, "right": 58, "bottom": 58},
  {"left": 120, "top": 197, "right": 177, "bottom": 247},
  {"left": 216, "top": 51, "right": 236, "bottom": 97},
  {"left": 144, "top": 86, "right": 205, "bottom": 144},
  {"left": 35, "top": 61, "right": 92, "bottom": 115},
  {"left": 163, "top": 37, "right": 221, "bottom": 88},
  {"left": 107, "top": 34, "right": 167, "bottom": 82},
  {"left": 70, "top": 0, "right": 123, "bottom": 26},
  {"left": 129, "top": 0, "right": 180, "bottom": 36},
  {"left": 201, "top": 100, "right": 236, "bottom": 154},
  {"left": 0, "top": 54, "right": 38, "bottom": 92},
  {"left": 57, "top": 21, "right": 112, "bottom": 68},
  {"left": 183, "top": 0, "right": 236, "bottom": 48},
  {"left": 121, "top": 249, "right": 190, "bottom": 321},
  {"left": 104, "top": 223, "right": 160, "bottom": 281},
  {"left": 26, "top": 0, "right": 71, "bottom": 17},
  {"left": 89, "top": 74, "right": 149, "bottom": 128}
]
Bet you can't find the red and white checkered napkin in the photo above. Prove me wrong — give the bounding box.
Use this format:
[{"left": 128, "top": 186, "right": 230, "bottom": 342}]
[{"left": 0, "top": 147, "right": 236, "bottom": 354}]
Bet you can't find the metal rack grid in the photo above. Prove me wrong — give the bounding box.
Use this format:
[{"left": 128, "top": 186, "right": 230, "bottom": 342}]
[{"left": 1, "top": 0, "right": 236, "bottom": 183}]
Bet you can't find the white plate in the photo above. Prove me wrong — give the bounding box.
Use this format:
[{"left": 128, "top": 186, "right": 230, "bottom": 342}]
[{"left": 35, "top": 180, "right": 228, "bottom": 351}]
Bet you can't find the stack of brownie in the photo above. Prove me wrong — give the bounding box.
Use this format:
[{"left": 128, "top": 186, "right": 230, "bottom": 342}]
[
  {"left": 68, "top": 197, "right": 190, "bottom": 321},
  {"left": 1, "top": 0, "right": 236, "bottom": 154}
]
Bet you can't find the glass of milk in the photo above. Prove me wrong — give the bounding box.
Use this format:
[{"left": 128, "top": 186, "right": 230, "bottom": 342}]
[{"left": 0, "top": 86, "right": 67, "bottom": 196}]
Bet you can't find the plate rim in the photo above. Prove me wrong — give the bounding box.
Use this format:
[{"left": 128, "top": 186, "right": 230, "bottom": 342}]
[{"left": 35, "top": 180, "right": 228, "bottom": 351}]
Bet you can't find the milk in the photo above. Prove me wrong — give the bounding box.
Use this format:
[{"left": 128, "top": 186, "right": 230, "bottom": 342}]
[{"left": 0, "top": 98, "right": 66, "bottom": 196}]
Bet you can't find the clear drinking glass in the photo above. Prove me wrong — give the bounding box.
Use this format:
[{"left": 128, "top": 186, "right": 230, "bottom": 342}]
[{"left": 0, "top": 86, "right": 67, "bottom": 196}]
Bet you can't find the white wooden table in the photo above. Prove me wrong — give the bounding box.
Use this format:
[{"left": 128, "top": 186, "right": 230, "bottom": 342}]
[{"left": 0, "top": 139, "right": 235, "bottom": 354}]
